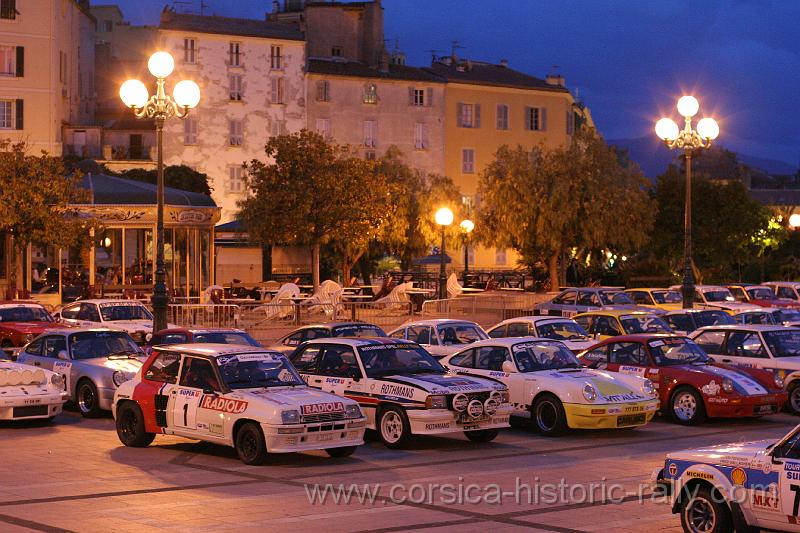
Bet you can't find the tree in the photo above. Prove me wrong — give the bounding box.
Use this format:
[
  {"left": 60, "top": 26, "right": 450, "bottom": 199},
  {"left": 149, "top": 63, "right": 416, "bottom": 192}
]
[
  {"left": 0, "top": 141, "right": 90, "bottom": 289},
  {"left": 238, "top": 130, "right": 393, "bottom": 289},
  {"left": 477, "top": 127, "right": 654, "bottom": 290},
  {"left": 106, "top": 165, "right": 213, "bottom": 195}
]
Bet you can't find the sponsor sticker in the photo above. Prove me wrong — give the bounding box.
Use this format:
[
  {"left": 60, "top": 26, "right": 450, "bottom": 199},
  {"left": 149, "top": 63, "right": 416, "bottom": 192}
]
[
  {"left": 701, "top": 380, "right": 721, "bottom": 396},
  {"left": 199, "top": 395, "right": 248, "bottom": 414},
  {"left": 668, "top": 463, "right": 678, "bottom": 477},
  {"left": 380, "top": 383, "right": 415, "bottom": 399},
  {"left": 619, "top": 365, "right": 646, "bottom": 376},
  {"left": 360, "top": 344, "right": 417, "bottom": 351},
  {"left": 751, "top": 490, "right": 780, "bottom": 512},
  {"left": 301, "top": 402, "right": 344, "bottom": 415},
  {"left": 425, "top": 422, "right": 451, "bottom": 431},
  {"left": 730, "top": 467, "right": 747, "bottom": 485},
  {"left": 686, "top": 471, "right": 714, "bottom": 480}
]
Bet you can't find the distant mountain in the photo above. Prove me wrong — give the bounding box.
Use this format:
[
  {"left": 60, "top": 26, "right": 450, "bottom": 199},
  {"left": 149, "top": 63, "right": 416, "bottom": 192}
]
[{"left": 609, "top": 136, "right": 797, "bottom": 180}]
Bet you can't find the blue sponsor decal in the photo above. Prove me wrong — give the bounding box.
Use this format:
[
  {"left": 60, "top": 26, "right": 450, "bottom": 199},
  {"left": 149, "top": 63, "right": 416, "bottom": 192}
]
[{"left": 663, "top": 458, "right": 778, "bottom": 489}]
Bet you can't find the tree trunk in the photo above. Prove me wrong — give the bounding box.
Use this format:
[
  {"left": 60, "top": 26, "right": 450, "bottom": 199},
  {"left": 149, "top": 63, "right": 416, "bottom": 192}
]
[
  {"left": 311, "top": 240, "right": 320, "bottom": 291},
  {"left": 342, "top": 249, "right": 364, "bottom": 287},
  {"left": 261, "top": 244, "right": 272, "bottom": 281},
  {"left": 548, "top": 252, "right": 559, "bottom": 292}
]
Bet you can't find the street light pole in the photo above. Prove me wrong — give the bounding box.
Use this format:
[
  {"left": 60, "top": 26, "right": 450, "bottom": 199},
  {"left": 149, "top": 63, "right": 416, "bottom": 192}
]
[
  {"left": 655, "top": 96, "right": 719, "bottom": 310},
  {"left": 120, "top": 51, "right": 200, "bottom": 332},
  {"left": 435, "top": 207, "right": 454, "bottom": 300},
  {"left": 459, "top": 218, "right": 474, "bottom": 285}
]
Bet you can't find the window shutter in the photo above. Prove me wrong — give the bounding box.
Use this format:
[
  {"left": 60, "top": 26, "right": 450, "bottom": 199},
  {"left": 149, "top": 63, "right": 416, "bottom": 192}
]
[
  {"left": 426, "top": 88, "right": 433, "bottom": 107},
  {"left": 474, "top": 104, "right": 481, "bottom": 128},
  {"left": 540, "top": 107, "right": 547, "bottom": 131},
  {"left": 524, "top": 107, "right": 530, "bottom": 130},
  {"left": 408, "top": 87, "right": 414, "bottom": 106},
  {"left": 15, "top": 46, "right": 23, "bottom": 77},
  {"left": 456, "top": 102, "right": 464, "bottom": 127},
  {"left": 316, "top": 81, "right": 324, "bottom": 101},
  {"left": 15, "top": 98, "right": 22, "bottom": 129}
]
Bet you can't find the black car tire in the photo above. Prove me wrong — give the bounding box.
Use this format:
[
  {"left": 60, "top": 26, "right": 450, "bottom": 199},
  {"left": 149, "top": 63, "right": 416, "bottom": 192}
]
[
  {"left": 377, "top": 405, "right": 412, "bottom": 449},
  {"left": 235, "top": 422, "right": 268, "bottom": 465},
  {"left": 679, "top": 484, "right": 732, "bottom": 533},
  {"left": 77, "top": 379, "right": 103, "bottom": 418},
  {"left": 325, "top": 446, "right": 357, "bottom": 458},
  {"left": 670, "top": 386, "right": 707, "bottom": 425},
  {"left": 531, "top": 394, "right": 568, "bottom": 436},
  {"left": 464, "top": 429, "right": 499, "bottom": 442},
  {"left": 115, "top": 402, "right": 155, "bottom": 447}
]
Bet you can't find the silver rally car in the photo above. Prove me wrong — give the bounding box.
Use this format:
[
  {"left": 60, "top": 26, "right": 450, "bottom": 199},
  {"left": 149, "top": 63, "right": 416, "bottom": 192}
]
[{"left": 17, "top": 328, "right": 146, "bottom": 417}]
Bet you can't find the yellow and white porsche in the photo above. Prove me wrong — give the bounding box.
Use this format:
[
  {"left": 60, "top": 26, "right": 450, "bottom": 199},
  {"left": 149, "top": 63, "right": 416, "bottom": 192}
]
[{"left": 440, "top": 338, "right": 659, "bottom": 435}]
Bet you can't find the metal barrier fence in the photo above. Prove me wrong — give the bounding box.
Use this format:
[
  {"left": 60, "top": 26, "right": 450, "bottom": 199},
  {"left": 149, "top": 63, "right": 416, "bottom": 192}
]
[{"left": 420, "top": 293, "right": 552, "bottom": 327}]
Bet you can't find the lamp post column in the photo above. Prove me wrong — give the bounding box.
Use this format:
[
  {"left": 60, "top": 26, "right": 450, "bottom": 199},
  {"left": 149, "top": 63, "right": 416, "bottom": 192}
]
[
  {"left": 438, "top": 225, "right": 447, "bottom": 300},
  {"left": 152, "top": 115, "right": 168, "bottom": 331},
  {"left": 681, "top": 149, "right": 694, "bottom": 309}
]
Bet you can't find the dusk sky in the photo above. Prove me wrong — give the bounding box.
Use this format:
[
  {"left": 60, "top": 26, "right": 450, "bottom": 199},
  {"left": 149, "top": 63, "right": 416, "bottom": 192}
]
[{"left": 116, "top": 0, "right": 799, "bottom": 168}]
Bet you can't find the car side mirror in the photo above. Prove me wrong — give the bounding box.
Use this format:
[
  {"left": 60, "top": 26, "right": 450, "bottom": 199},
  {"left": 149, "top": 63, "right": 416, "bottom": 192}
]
[
  {"left": 203, "top": 387, "right": 217, "bottom": 396},
  {"left": 145, "top": 333, "right": 153, "bottom": 343},
  {"left": 501, "top": 361, "right": 516, "bottom": 373},
  {"left": 57, "top": 350, "right": 69, "bottom": 360}
]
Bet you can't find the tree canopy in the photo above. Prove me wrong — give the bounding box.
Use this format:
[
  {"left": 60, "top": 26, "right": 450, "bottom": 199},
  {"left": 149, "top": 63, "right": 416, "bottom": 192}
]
[{"left": 106, "top": 165, "right": 213, "bottom": 195}]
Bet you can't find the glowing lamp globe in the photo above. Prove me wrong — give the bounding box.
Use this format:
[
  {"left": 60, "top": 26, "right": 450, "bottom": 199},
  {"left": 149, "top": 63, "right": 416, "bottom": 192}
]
[
  {"left": 435, "top": 207, "right": 454, "bottom": 227},
  {"left": 789, "top": 214, "right": 800, "bottom": 229},
  {"left": 174, "top": 80, "right": 201, "bottom": 108},
  {"left": 696, "top": 117, "right": 719, "bottom": 140},
  {"left": 460, "top": 219, "right": 475, "bottom": 233},
  {"left": 119, "top": 79, "right": 149, "bottom": 108},
  {"left": 148, "top": 51, "right": 175, "bottom": 78},
  {"left": 655, "top": 118, "right": 679, "bottom": 141},
  {"left": 676, "top": 95, "right": 699, "bottom": 118}
]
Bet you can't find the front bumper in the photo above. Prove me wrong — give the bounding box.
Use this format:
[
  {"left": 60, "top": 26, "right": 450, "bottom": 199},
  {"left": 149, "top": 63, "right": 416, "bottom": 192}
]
[
  {"left": 407, "top": 404, "right": 513, "bottom": 435},
  {"left": 705, "top": 393, "right": 786, "bottom": 418},
  {"left": 262, "top": 418, "right": 366, "bottom": 453},
  {"left": 563, "top": 399, "right": 658, "bottom": 429},
  {"left": 0, "top": 391, "right": 68, "bottom": 420}
]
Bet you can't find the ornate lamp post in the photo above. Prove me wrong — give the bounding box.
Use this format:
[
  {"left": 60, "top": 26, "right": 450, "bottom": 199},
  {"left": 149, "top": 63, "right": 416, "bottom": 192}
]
[
  {"left": 655, "top": 96, "right": 719, "bottom": 309},
  {"left": 119, "top": 51, "right": 200, "bottom": 331},
  {"left": 435, "top": 207, "right": 454, "bottom": 299},
  {"left": 459, "top": 219, "right": 474, "bottom": 283}
]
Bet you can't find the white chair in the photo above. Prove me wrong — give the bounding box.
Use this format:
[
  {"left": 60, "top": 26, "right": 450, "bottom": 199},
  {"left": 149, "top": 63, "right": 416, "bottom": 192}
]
[
  {"left": 307, "top": 280, "right": 343, "bottom": 318},
  {"left": 258, "top": 283, "right": 300, "bottom": 320},
  {"left": 202, "top": 285, "right": 224, "bottom": 304},
  {"left": 446, "top": 273, "right": 463, "bottom": 299},
  {"left": 375, "top": 281, "right": 412, "bottom": 313}
]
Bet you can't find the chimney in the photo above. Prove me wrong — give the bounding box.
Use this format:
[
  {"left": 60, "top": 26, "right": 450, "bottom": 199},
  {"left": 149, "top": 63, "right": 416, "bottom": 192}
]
[
  {"left": 545, "top": 74, "right": 565, "bottom": 87},
  {"left": 499, "top": 59, "right": 508, "bottom": 67}
]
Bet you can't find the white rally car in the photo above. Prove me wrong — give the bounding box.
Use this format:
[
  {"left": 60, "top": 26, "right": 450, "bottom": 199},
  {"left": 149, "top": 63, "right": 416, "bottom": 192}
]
[
  {"left": 387, "top": 319, "right": 488, "bottom": 358},
  {"left": 289, "top": 338, "right": 511, "bottom": 448},
  {"left": 654, "top": 423, "right": 800, "bottom": 532},
  {"left": 486, "top": 316, "right": 595, "bottom": 353},
  {"left": 0, "top": 361, "right": 69, "bottom": 421},
  {"left": 440, "top": 338, "right": 659, "bottom": 435},
  {"left": 55, "top": 299, "right": 176, "bottom": 344},
  {"left": 113, "top": 344, "right": 367, "bottom": 465}
]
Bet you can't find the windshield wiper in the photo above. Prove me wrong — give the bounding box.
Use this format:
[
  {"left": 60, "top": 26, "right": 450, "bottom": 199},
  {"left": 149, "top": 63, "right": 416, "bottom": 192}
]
[{"left": 107, "top": 350, "right": 141, "bottom": 359}]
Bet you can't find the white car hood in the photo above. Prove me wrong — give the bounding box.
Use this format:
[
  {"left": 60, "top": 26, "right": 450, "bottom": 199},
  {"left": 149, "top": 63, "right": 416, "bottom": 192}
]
[
  {"left": 528, "top": 368, "right": 650, "bottom": 403},
  {"left": 227, "top": 386, "right": 358, "bottom": 413},
  {"left": 667, "top": 439, "right": 770, "bottom": 464},
  {"left": 383, "top": 372, "right": 505, "bottom": 394}
]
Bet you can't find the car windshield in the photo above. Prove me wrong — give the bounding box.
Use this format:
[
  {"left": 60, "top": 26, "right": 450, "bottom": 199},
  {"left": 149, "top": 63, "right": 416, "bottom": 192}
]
[
  {"left": 774, "top": 309, "right": 800, "bottom": 323},
  {"left": 193, "top": 332, "right": 261, "bottom": 347},
  {"left": 649, "top": 338, "right": 710, "bottom": 365},
  {"left": 217, "top": 352, "right": 305, "bottom": 389},
  {"left": 598, "top": 291, "right": 634, "bottom": 305},
  {"left": 619, "top": 315, "right": 672, "bottom": 334},
  {"left": 512, "top": 341, "right": 582, "bottom": 372},
  {"left": 99, "top": 303, "right": 153, "bottom": 322},
  {"left": 668, "top": 314, "right": 694, "bottom": 332},
  {"left": 535, "top": 320, "right": 590, "bottom": 341},
  {"left": 702, "top": 289, "right": 734, "bottom": 302},
  {"left": 331, "top": 324, "right": 386, "bottom": 338},
  {"left": 747, "top": 287, "right": 776, "bottom": 300},
  {"left": 696, "top": 310, "right": 735, "bottom": 327},
  {"left": 0, "top": 306, "right": 53, "bottom": 322},
  {"left": 437, "top": 324, "right": 488, "bottom": 344},
  {"left": 763, "top": 330, "right": 800, "bottom": 358},
  {"left": 652, "top": 290, "right": 682, "bottom": 304},
  {"left": 69, "top": 331, "right": 142, "bottom": 360},
  {"left": 359, "top": 344, "right": 445, "bottom": 378}
]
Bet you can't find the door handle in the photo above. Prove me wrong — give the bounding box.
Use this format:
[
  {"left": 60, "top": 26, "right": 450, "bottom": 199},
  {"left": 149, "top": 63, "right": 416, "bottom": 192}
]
[{"left": 722, "top": 359, "right": 732, "bottom": 363}]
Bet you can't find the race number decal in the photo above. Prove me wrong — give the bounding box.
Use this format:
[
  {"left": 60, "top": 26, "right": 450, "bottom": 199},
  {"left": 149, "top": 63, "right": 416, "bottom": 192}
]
[
  {"left": 53, "top": 361, "right": 71, "bottom": 392},
  {"left": 172, "top": 388, "right": 202, "bottom": 429}
]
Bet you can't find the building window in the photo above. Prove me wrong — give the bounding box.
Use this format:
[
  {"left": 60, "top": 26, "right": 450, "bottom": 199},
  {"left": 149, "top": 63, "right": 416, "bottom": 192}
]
[
  {"left": 0, "top": 0, "right": 16, "bottom": 20},
  {"left": 363, "top": 120, "right": 377, "bottom": 147},
  {"left": 227, "top": 165, "right": 244, "bottom": 193},
  {"left": 0, "top": 45, "right": 13, "bottom": 75},
  {"left": 525, "top": 106, "right": 545, "bottom": 131},
  {"left": 229, "top": 119, "right": 243, "bottom": 146},
  {"left": 229, "top": 42, "right": 240, "bottom": 66},
  {"left": 0, "top": 100, "right": 11, "bottom": 128},
  {"left": 457, "top": 103, "right": 480, "bottom": 128},
  {"left": 103, "top": 20, "right": 113, "bottom": 32},
  {"left": 495, "top": 248, "right": 507, "bottom": 265},
  {"left": 363, "top": 83, "right": 377, "bottom": 104},
  {"left": 567, "top": 110, "right": 575, "bottom": 135},
  {"left": 270, "top": 45, "right": 282, "bottom": 69},
  {"left": 183, "top": 38, "right": 196, "bottom": 63},
  {"left": 462, "top": 148, "right": 475, "bottom": 174},
  {"left": 59, "top": 51, "right": 66, "bottom": 83},
  {"left": 411, "top": 88, "right": 424, "bottom": 106},
  {"left": 270, "top": 77, "right": 284, "bottom": 104},
  {"left": 364, "top": 151, "right": 376, "bottom": 160},
  {"left": 496, "top": 104, "right": 509, "bottom": 130},
  {"left": 331, "top": 46, "right": 343, "bottom": 57},
  {"left": 413, "top": 122, "right": 428, "bottom": 149},
  {"left": 315, "top": 118, "right": 331, "bottom": 139},
  {"left": 183, "top": 117, "right": 198, "bottom": 144},
  {"left": 229, "top": 73, "right": 242, "bottom": 101},
  {"left": 316, "top": 80, "right": 330, "bottom": 102},
  {"left": 270, "top": 118, "right": 286, "bottom": 137}
]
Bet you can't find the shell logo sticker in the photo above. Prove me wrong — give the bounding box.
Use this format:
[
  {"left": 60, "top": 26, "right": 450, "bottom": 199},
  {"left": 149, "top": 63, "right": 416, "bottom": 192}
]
[{"left": 731, "top": 467, "right": 747, "bottom": 485}]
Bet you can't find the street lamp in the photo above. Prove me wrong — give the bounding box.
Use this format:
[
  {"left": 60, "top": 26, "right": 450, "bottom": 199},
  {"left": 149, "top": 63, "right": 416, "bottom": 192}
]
[
  {"left": 655, "top": 95, "right": 719, "bottom": 309},
  {"left": 435, "top": 207, "right": 454, "bottom": 299},
  {"left": 790, "top": 214, "right": 800, "bottom": 229},
  {"left": 460, "top": 219, "right": 474, "bottom": 282},
  {"left": 120, "top": 51, "right": 200, "bottom": 332}
]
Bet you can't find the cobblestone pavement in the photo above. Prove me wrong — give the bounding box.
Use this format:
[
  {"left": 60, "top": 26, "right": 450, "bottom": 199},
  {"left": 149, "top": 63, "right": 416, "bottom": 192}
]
[{"left": 0, "top": 408, "right": 795, "bottom": 532}]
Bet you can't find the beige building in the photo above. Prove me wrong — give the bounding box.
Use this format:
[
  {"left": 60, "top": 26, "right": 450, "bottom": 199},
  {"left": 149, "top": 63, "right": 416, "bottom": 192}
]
[{"left": 0, "top": 0, "right": 95, "bottom": 156}]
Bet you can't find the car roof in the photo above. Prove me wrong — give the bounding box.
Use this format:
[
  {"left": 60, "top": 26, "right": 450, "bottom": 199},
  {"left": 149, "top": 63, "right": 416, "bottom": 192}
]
[
  {"left": 158, "top": 327, "right": 248, "bottom": 334},
  {"left": 624, "top": 288, "right": 674, "bottom": 292},
  {"left": 494, "top": 315, "right": 577, "bottom": 326},
  {"left": 35, "top": 326, "right": 123, "bottom": 336},
  {"left": 766, "top": 281, "right": 800, "bottom": 287},
  {"left": 466, "top": 337, "right": 566, "bottom": 348},
  {"left": 0, "top": 302, "right": 47, "bottom": 309},
  {"left": 396, "top": 319, "right": 481, "bottom": 327},
  {"left": 666, "top": 309, "right": 727, "bottom": 315},
  {"left": 594, "top": 333, "right": 686, "bottom": 343},
  {"left": 295, "top": 321, "right": 378, "bottom": 330},
  {"left": 302, "top": 337, "right": 418, "bottom": 348},
  {"left": 64, "top": 299, "right": 146, "bottom": 305},
  {"left": 695, "top": 324, "right": 789, "bottom": 332},
  {"left": 574, "top": 310, "right": 655, "bottom": 318},
  {"left": 152, "top": 344, "right": 283, "bottom": 358},
  {"left": 730, "top": 284, "right": 770, "bottom": 290}
]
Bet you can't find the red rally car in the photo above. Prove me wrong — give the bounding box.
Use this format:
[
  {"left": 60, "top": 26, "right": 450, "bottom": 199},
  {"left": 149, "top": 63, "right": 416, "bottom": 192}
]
[
  {"left": 147, "top": 327, "right": 262, "bottom": 353},
  {"left": 577, "top": 334, "right": 786, "bottom": 425},
  {"left": 0, "top": 302, "right": 62, "bottom": 359}
]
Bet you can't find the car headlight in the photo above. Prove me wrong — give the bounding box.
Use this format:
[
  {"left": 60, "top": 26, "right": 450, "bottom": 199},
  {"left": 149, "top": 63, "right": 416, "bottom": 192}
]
[
  {"left": 344, "top": 404, "right": 362, "bottom": 419},
  {"left": 722, "top": 378, "right": 734, "bottom": 393},
  {"left": 112, "top": 370, "right": 134, "bottom": 387},
  {"left": 426, "top": 394, "right": 448, "bottom": 410},
  {"left": 484, "top": 396, "right": 499, "bottom": 415},
  {"left": 494, "top": 389, "right": 510, "bottom": 403},
  {"left": 24, "top": 334, "right": 34, "bottom": 343},
  {"left": 452, "top": 393, "right": 469, "bottom": 412},
  {"left": 281, "top": 409, "right": 301, "bottom": 424},
  {"left": 642, "top": 379, "right": 657, "bottom": 397},
  {"left": 50, "top": 374, "right": 63, "bottom": 388},
  {"left": 583, "top": 383, "right": 597, "bottom": 402}
]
